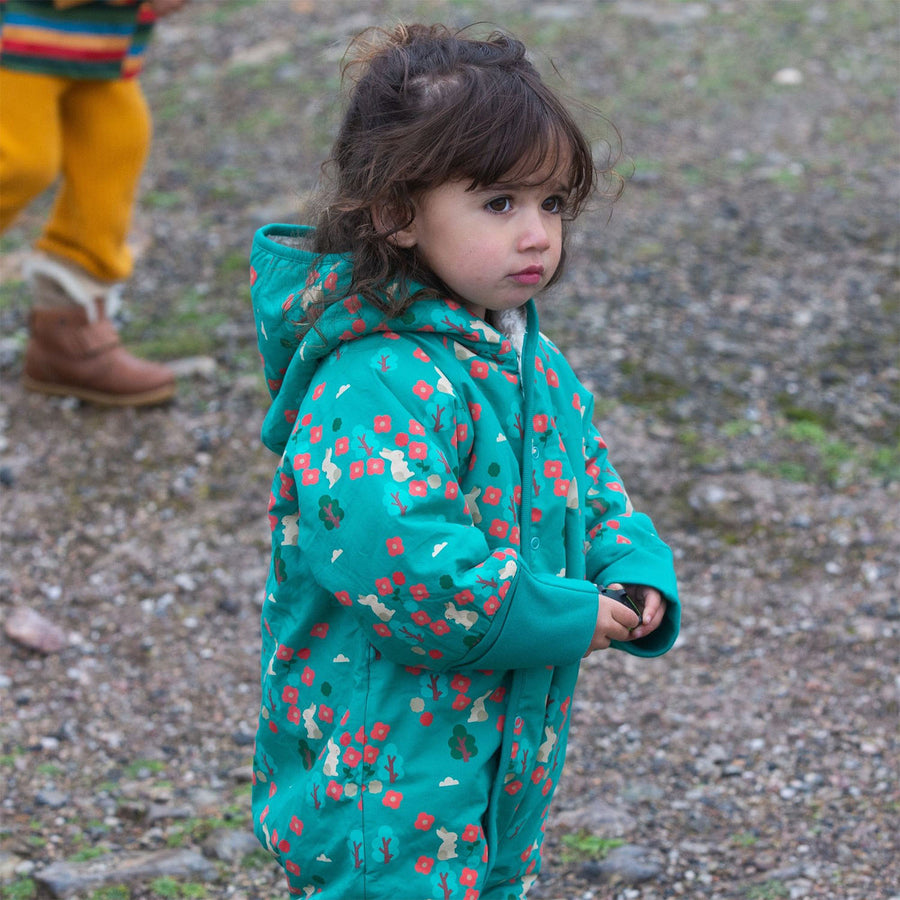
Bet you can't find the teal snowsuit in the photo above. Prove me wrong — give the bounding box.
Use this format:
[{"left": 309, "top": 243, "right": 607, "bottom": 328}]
[{"left": 250, "top": 224, "right": 680, "bottom": 899}]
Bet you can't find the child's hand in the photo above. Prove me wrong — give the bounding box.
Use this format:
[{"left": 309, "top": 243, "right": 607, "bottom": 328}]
[
  {"left": 584, "top": 583, "right": 667, "bottom": 655},
  {"left": 622, "top": 584, "right": 667, "bottom": 641}
]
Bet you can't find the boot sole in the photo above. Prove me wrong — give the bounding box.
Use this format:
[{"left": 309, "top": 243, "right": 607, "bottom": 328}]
[{"left": 22, "top": 374, "right": 176, "bottom": 408}]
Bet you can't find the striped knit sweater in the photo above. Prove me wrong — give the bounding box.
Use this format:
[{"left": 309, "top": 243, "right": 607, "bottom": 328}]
[{"left": 0, "top": 0, "right": 156, "bottom": 80}]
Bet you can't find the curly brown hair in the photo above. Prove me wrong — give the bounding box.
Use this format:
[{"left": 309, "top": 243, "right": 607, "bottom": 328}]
[{"left": 308, "top": 23, "right": 621, "bottom": 319}]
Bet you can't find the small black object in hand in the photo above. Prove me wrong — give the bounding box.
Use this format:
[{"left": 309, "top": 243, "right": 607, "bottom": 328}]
[{"left": 602, "top": 587, "right": 644, "bottom": 620}]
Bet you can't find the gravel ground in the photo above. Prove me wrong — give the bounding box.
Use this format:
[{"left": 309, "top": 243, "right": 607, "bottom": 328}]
[{"left": 1, "top": 2, "right": 898, "bottom": 899}]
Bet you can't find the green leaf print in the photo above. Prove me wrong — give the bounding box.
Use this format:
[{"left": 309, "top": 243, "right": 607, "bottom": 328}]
[
  {"left": 448, "top": 724, "right": 478, "bottom": 762},
  {"left": 317, "top": 494, "right": 345, "bottom": 530}
]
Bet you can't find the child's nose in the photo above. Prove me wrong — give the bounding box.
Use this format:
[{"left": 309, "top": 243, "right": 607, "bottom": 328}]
[{"left": 518, "top": 208, "right": 552, "bottom": 251}]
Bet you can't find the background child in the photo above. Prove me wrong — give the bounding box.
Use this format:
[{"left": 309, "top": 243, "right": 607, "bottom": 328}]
[
  {"left": 249, "top": 23, "right": 680, "bottom": 900},
  {"left": 0, "top": 0, "right": 186, "bottom": 406}
]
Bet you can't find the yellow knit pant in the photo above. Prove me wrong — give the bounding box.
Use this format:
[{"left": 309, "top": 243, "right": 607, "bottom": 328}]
[{"left": 0, "top": 68, "right": 151, "bottom": 282}]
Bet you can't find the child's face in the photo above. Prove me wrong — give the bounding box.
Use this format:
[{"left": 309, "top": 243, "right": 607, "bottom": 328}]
[{"left": 392, "top": 161, "right": 568, "bottom": 319}]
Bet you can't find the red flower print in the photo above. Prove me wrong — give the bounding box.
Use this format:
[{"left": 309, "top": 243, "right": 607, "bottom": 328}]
[
  {"left": 344, "top": 295, "right": 361, "bottom": 313},
  {"left": 370, "top": 722, "right": 390, "bottom": 740},
  {"left": 415, "top": 856, "right": 434, "bottom": 874},
  {"left": 386, "top": 537, "right": 404, "bottom": 556},
  {"left": 553, "top": 478, "right": 570, "bottom": 497},
  {"left": 287, "top": 705, "right": 301, "bottom": 725},
  {"left": 319, "top": 705, "right": 333, "bottom": 723},
  {"left": 420, "top": 711, "right": 434, "bottom": 726},
  {"left": 531, "top": 766, "right": 546, "bottom": 784},
  {"left": 286, "top": 860, "right": 300, "bottom": 876},
  {"left": 451, "top": 675, "right": 471, "bottom": 693},
  {"left": 312, "top": 382, "right": 326, "bottom": 401},
  {"left": 363, "top": 745, "right": 380, "bottom": 764},
  {"left": 276, "top": 645, "right": 294, "bottom": 661},
  {"left": 430, "top": 620, "right": 450, "bottom": 636},
  {"left": 373, "top": 623, "right": 391, "bottom": 637},
  {"left": 413, "top": 380, "right": 434, "bottom": 400},
  {"left": 460, "top": 868, "right": 479, "bottom": 887},
  {"left": 282, "top": 686, "right": 298, "bottom": 704},
  {"left": 394, "top": 431, "right": 409, "bottom": 447},
  {"left": 461, "top": 824, "right": 480, "bottom": 842},
  {"left": 383, "top": 790, "right": 403, "bottom": 809},
  {"left": 482, "top": 486, "right": 502, "bottom": 505},
  {"left": 484, "top": 597, "right": 500, "bottom": 615},
  {"left": 504, "top": 780, "right": 523, "bottom": 795},
  {"left": 311, "top": 623, "right": 328, "bottom": 639},
  {"left": 452, "top": 694, "right": 471, "bottom": 710},
  {"left": 301, "top": 468, "right": 319, "bottom": 485},
  {"left": 294, "top": 452, "right": 310, "bottom": 469},
  {"left": 410, "top": 583, "right": 429, "bottom": 601},
  {"left": 409, "top": 480, "right": 427, "bottom": 497},
  {"left": 289, "top": 816, "right": 303, "bottom": 835},
  {"left": 343, "top": 747, "right": 362, "bottom": 767},
  {"left": 323, "top": 271, "right": 338, "bottom": 293},
  {"left": 445, "top": 482, "right": 459, "bottom": 499},
  {"left": 366, "top": 458, "right": 384, "bottom": 475},
  {"left": 469, "top": 402, "right": 482, "bottom": 420},
  {"left": 409, "top": 418, "right": 426, "bottom": 435},
  {"left": 335, "top": 590, "right": 352, "bottom": 606},
  {"left": 375, "top": 577, "right": 393, "bottom": 595},
  {"left": 392, "top": 571, "right": 406, "bottom": 585},
  {"left": 301, "top": 666, "right": 315, "bottom": 686},
  {"left": 374, "top": 415, "right": 391, "bottom": 433},
  {"left": 326, "top": 780, "right": 343, "bottom": 800},
  {"left": 411, "top": 610, "right": 431, "bottom": 626},
  {"left": 335, "top": 436, "right": 349, "bottom": 455},
  {"left": 546, "top": 368, "right": 559, "bottom": 387},
  {"left": 455, "top": 588, "right": 474, "bottom": 605},
  {"left": 414, "top": 813, "right": 435, "bottom": 830},
  {"left": 488, "top": 519, "right": 509, "bottom": 539},
  {"left": 408, "top": 441, "right": 428, "bottom": 459},
  {"left": 470, "top": 360, "right": 489, "bottom": 379},
  {"left": 544, "top": 460, "right": 562, "bottom": 478},
  {"left": 464, "top": 890, "right": 480, "bottom": 900},
  {"left": 533, "top": 414, "right": 549, "bottom": 432},
  {"left": 453, "top": 423, "right": 468, "bottom": 445},
  {"left": 309, "top": 425, "right": 322, "bottom": 443}
]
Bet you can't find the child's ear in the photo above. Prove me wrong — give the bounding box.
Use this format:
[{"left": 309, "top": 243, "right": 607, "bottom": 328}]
[{"left": 372, "top": 205, "right": 417, "bottom": 248}]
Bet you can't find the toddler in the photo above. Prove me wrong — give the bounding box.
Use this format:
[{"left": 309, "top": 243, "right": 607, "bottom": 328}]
[{"left": 249, "top": 23, "right": 680, "bottom": 900}]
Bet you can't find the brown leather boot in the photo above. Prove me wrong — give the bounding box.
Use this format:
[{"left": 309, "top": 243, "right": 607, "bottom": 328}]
[{"left": 23, "top": 305, "right": 176, "bottom": 407}]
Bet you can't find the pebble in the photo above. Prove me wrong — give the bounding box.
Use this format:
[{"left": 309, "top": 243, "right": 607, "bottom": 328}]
[{"left": 4, "top": 606, "right": 69, "bottom": 654}]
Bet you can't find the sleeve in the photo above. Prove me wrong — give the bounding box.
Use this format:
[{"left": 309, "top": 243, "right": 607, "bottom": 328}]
[
  {"left": 580, "top": 394, "right": 681, "bottom": 657},
  {"left": 289, "top": 338, "right": 597, "bottom": 672}
]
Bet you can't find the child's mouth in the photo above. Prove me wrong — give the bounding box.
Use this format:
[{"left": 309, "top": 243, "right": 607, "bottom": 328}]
[{"left": 509, "top": 266, "right": 544, "bottom": 285}]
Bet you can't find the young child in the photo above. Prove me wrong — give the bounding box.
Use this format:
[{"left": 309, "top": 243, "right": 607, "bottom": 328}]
[
  {"left": 249, "top": 24, "right": 680, "bottom": 900},
  {"left": 0, "top": 0, "right": 185, "bottom": 406}
]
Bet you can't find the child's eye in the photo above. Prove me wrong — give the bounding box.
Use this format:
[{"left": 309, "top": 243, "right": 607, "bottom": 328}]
[
  {"left": 542, "top": 195, "right": 565, "bottom": 214},
  {"left": 486, "top": 197, "right": 512, "bottom": 213}
]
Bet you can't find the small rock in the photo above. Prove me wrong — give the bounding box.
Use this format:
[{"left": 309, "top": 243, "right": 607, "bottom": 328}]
[
  {"left": 773, "top": 67, "right": 804, "bottom": 85},
  {"left": 202, "top": 827, "right": 260, "bottom": 862},
  {"left": 35, "top": 788, "right": 70, "bottom": 809},
  {"left": 5, "top": 606, "right": 69, "bottom": 654},
  {"left": 579, "top": 843, "right": 663, "bottom": 884}
]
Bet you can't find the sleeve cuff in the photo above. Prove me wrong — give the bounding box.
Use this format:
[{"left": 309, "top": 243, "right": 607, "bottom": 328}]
[{"left": 455, "top": 562, "right": 598, "bottom": 670}]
